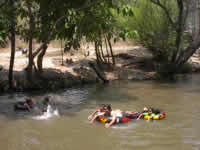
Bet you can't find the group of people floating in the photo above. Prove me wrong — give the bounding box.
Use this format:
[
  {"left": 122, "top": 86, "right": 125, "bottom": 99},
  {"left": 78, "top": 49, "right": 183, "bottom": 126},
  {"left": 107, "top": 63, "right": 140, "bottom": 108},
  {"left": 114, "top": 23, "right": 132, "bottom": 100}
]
[
  {"left": 88, "top": 104, "right": 164, "bottom": 128},
  {"left": 14, "top": 96, "right": 51, "bottom": 113},
  {"left": 13, "top": 98, "right": 164, "bottom": 128}
]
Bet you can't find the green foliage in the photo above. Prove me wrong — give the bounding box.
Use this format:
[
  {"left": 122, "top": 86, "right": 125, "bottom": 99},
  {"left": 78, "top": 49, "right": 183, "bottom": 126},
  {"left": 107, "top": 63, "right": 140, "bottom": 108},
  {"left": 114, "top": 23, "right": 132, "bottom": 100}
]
[
  {"left": 61, "top": 0, "right": 119, "bottom": 51},
  {"left": 113, "top": 2, "right": 141, "bottom": 41},
  {"left": 179, "top": 63, "right": 192, "bottom": 74},
  {"left": 115, "top": 0, "right": 179, "bottom": 60},
  {"left": 117, "top": 0, "right": 195, "bottom": 74},
  {"left": 120, "top": 5, "right": 134, "bottom": 16},
  {"left": 0, "top": 19, "right": 8, "bottom": 47},
  {"left": 119, "top": 28, "right": 139, "bottom": 40},
  {"left": 156, "top": 62, "right": 192, "bottom": 80},
  {"left": 0, "top": 1, "right": 10, "bottom": 47}
]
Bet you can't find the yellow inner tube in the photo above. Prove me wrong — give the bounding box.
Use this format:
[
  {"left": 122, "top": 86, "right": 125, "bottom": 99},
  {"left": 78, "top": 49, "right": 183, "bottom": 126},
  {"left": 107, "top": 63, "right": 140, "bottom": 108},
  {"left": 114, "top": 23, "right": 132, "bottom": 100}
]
[
  {"left": 98, "top": 116, "right": 110, "bottom": 123},
  {"left": 144, "top": 113, "right": 165, "bottom": 120}
]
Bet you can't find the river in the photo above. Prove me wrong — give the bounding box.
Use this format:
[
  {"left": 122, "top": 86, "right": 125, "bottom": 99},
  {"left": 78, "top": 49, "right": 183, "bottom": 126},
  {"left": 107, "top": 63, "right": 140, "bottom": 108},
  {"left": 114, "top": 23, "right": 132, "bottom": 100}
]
[{"left": 0, "top": 74, "right": 200, "bottom": 150}]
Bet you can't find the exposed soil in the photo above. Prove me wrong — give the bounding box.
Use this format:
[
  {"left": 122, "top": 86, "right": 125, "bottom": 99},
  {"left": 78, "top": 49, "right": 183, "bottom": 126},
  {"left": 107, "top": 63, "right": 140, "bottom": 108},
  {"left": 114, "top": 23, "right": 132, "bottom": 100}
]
[{"left": 0, "top": 40, "right": 200, "bottom": 92}]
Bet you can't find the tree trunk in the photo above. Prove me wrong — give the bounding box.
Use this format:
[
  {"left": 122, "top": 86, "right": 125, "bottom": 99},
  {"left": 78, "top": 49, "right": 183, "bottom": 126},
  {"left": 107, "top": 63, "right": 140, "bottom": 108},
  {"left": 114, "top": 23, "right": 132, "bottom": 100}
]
[
  {"left": 37, "top": 44, "right": 48, "bottom": 72},
  {"left": 97, "top": 42, "right": 104, "bottom": 64},
  {"left": 26, "top": 0, "right": 34, "bottom": 82},
  {"left": 104, "top": 37, "right": 110, "bottom": 64},
  {"left": 100, "top": 43, "right": 107, "bottom": 63},
  {"left": 171, "top": 0, "right": 184, "bottom": 63},
  {"left": 177, "top": 34, "right": 200, "bottom": 67},
  {"left": 8, "top": 0, "right": 16, "bottom": 89},
  {"left": 61, "top": 40, "right": 64, "bottom": 65},
  {"left": 88, "top": 62, "right": 109, "bottom": 84},
  {"left": 95, "top": 41, "right": 100, "bottom": 64},
  {"left": 27, "top": 38, "right": 33, "bottom": 81},
  {"left": 107, "top": 38, "right": 115, "bottom": 65}
]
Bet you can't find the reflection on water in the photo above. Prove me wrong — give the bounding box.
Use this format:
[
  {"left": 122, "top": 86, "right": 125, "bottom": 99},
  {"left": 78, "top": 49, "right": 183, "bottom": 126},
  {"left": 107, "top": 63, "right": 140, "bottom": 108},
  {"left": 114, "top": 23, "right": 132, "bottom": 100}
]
[{"left": 0, "top": 74, "right": 200, "bottom": 150}]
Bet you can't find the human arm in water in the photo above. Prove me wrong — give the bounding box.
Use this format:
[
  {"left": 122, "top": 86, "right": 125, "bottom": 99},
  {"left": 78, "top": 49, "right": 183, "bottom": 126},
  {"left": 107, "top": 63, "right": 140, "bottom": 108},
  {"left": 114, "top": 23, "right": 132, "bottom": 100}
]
[
  {"left": 24, "top": 103, "right": 32, "bottom": 112},
  {"left": 89, "top": 112, "right": 105, "bottom": 124},
  {"left": 105, "top": 115, "right": 116, "bottom": 128},
  {"left": 136, "top": 113, "right": 144, "bottom": 120},
  {"left": 125, "top": 111, "right": 138, "bottom": 115},
  {"left": 88, "top": 107, "right": 104, "bottom": 122},
  {"left": 88, "top": 109, "right": 99, "bottom": 120}
]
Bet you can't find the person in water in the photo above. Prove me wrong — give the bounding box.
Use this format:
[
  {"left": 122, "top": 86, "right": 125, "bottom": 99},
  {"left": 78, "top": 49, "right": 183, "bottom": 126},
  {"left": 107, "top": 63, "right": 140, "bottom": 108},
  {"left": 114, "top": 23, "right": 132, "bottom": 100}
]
[
  {"left": 89, "top": 104, "right": 140, "bottom": 128},
  {"left": 88, "top": 104, "right": 110, "bottom": 124},
  {"left": 14, "top": 98, "right": 34, "bottom": 112},
  {"left": 41, "top": 96, "right": 50, "bottom": 112},
  {"left": 137, "top": 107, "right": 161, "bottom": 120},
  {"left": 105, "top": 106, "right": 123, "bottom": 128},
  {"left": 105, "top": 105, "right": 147, "bottom": 128}
]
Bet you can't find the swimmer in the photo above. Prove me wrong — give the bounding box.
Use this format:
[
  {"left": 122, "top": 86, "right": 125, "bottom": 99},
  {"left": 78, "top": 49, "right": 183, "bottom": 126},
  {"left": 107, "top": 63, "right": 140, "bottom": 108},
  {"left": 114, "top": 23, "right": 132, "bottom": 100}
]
[
  {"left": 14, "top": 98, "right": 34, "bottom": 112},
  {"left": 88, "top": 104, "right": 109, "bottom": 124},
  {"left": 137, "top": 107, "right": 161, "bottom": 120}
]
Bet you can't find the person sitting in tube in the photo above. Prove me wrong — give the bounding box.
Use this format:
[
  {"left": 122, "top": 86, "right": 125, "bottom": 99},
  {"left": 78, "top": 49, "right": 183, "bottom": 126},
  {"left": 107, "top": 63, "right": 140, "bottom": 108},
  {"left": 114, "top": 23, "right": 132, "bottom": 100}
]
[
  {"left": 88, "top": 104, "right": 109, "bottom": 124},
  {"left": 137, "top": 107, "right": 161, "bottom": 121},
  {"left": 104, "top": 105, "right": 143, "bottom": 128},
  {"left": 104, "top": 106, "right": 123, "bottom": 128},
  {"left": 92, "top": 104, "right": 138, "bottom": 128},
  {"left": 89, "top": 104, "right": 140, "bottom": 128}
]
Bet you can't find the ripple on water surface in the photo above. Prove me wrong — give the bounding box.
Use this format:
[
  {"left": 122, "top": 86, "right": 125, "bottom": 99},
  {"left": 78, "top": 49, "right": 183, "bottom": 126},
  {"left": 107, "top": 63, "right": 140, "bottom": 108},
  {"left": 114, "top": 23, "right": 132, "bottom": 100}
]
[{"left": 0, "top": 78, "right": 200, "bottom": 150}]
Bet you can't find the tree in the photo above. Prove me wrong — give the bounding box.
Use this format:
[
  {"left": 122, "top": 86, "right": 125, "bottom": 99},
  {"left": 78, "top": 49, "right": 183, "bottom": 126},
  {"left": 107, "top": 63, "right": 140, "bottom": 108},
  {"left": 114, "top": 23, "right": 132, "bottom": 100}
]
[
  {"left": 63, "top": 0, "right": 121, "bottom": 66},
  {"left": 0, "top": 0, "right": 9, "bottom": 48},
  {"left": 8, "top": 0, "right": 16, "bottom": 89},
  {"left": 125, "top": 0, "right": 200, "bottom": 77},
  {"left": 149, "top": 0, "right": 200, "bottom": 76},
  {"left": 17, "top": 0, "right": 93, "bottom": 80},
  {"left": 0, "top": 0, "right": 18, "bottom": 89},
  {"left": 25, "top": 0, "right": 35, "bottom": 81}
]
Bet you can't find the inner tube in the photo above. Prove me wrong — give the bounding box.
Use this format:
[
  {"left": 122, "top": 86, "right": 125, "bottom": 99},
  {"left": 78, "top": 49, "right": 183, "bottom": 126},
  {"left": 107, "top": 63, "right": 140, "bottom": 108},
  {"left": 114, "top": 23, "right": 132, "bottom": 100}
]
[
  {"left": 96, "top": 116, "right": 131, "bottom": 124},
  {"left": 14, "top": 102, "right": 33, "bottom": 111},
  {"left": 144, "top": 111, "right": 166, "bottom": 120}
]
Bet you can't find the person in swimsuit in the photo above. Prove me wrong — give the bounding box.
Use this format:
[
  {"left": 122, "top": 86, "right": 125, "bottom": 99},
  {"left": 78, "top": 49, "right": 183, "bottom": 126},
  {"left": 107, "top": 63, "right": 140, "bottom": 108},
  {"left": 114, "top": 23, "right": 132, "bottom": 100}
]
[
  {"left": 137, "top": 107, "right": 161, "bottom": 120},
  {"left": 88, "top": 104, "right": 109, "bottom": 124},
  {"left": 104, "top": 104, "right": 142, "bottom": 128},
  {"left": 14, "top": 98, "right": 34, "bottom": 112},
  {"left": 104, "top": 105, "right": 126, "bottom": 128}
]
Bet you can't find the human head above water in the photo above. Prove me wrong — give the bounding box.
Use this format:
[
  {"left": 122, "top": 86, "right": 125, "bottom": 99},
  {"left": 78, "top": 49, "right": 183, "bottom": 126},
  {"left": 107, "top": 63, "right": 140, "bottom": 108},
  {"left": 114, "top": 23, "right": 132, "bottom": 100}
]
[
  {"left": 99, "top": 104, "right": 112, "bottom": 112},
  {"left": 26, "top": 98, "right": 33, "bottom": 105},
  {"left": 148, "top": 107, "right": 153, "bottom": 113},
  {"left": 43, "top": 96, "right": 50, "bottom": 105},
  {"left": 105, "top": 104, "right": 112, "bottom": 112},
  {"left": 143, "top": 107, "right": 153, "bottom": 113},
  {"left": 99, "top": 104, "right": 106, "bottom": 112},
  {"left": 143, "top": 107, "right": 148, "bottom": 112}
]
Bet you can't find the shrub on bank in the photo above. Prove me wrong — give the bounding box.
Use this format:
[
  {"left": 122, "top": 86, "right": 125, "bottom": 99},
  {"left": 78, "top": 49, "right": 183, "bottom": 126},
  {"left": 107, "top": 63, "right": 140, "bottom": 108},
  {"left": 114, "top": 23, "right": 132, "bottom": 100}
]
[{"left": 155, "top": 62, "right": 192, "bottom": 80}]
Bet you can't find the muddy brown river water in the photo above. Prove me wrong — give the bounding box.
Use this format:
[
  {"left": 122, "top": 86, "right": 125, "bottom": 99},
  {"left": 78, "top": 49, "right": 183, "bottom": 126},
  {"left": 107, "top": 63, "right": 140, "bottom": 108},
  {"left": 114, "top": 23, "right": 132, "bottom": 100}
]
[{"left": 0, "top": 74, "right": 200, "bottom": 150}]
